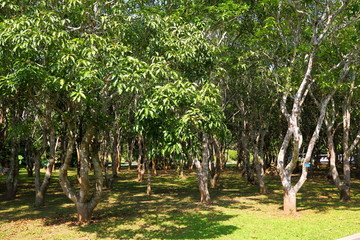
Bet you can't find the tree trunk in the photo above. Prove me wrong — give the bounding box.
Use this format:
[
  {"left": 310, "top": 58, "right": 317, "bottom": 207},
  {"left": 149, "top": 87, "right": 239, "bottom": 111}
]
[
  {"left": 340, "top": 186, "right": 351, "bottom": 202},
  {"left": 152, "top": 158, "right": 158, "bottom": 176},
  {"left": 76, "top": 202, "right": 93, "bottom": 222},
  {"left": 194, "top": 133, "right": 211, "bottom": 204},
  {"left": 35, "top": 126, "right": 56, "bottom": 207},
  {"left": 116, "top": 136, "right": 122, "bottom": 173},
  {"left": 0, "top": 107, "right": 7, "bottom": 169},
  {"left": 210, "top": 136, "right": 223, "bottom": 189},
  {"left": 146, "top": 155, "right": 152, "bottom": 196},
  {"left": 59, "top": 125, "right": 103, "bottom": 223},
  {"left": 24, "top": 140, "right": 34, "bottom": 177},
  {"left": 137, "top": 136, "right": 145, "bottom": 182},
  {"left": 6, "top": 140, "right": 19, "bottom": 200},
  {"left": 127, "top": 139, "right": 135, "bottom": 170},
  {"left": 111, "top": 140, "right": 118, "bottom": 178},
  {"left": 254, "top": 131, "right": 267, "bottom": 194},
  {"left": 283, "top": 188, "right": 297, "bottom": 214}
]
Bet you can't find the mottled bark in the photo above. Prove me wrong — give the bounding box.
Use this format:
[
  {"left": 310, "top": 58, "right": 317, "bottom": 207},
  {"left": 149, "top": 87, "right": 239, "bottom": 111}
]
[
  {"left": 283, "top": 189, "right": 296, "bottom": 214},
  {"left": 59, "top": 126, "right": 103, "bottom": 222},
  {"left": 195, "top": 133, "right": 211, "bottom": 204}
]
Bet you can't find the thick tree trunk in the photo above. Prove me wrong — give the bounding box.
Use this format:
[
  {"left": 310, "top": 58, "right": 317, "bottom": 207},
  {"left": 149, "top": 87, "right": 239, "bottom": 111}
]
[
  {"left": 152, "top": 158, "right": 158, "bottom": 176},
  {"left": 59, "top": 126, "right": 103, "bottom": 223},
  {"left": 195, "top": 133, "right": 211, "bottom": 204},
  {"left": 283, "top": 189, "right": 297, "bottom": 214},
  {"left": 340, "top": 187, "right": 351, "bottom": 202},
  {"left": 76, "top": 202, "right": 93, "bottom": 222}
]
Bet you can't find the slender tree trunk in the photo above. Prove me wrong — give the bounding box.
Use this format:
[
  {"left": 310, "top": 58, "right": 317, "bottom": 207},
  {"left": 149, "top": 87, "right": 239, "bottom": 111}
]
[
  {"left": 137, "top": 136, "right": 145, "bottom": 182},
  {"left": 35, "top": 126, "right": 57, "bottom": 207},
  {"left": 146, "top": 154, "right": 152, "bottom": 195},
  {"left": 6, "top": 140, "right": 19, "bottom": 200},
  {"left": 326, "top": 109, "right": 350, "bottom": 201},
  {"left": 0, "top": 107, "right": 7, "bottom": 169},
  {"left": 110, "top": 133, "right": 118, "bottom": 178},
  {"left": 254, "top": 131, "right": 267, "bottom": 194},
  {"left": 127, "top": 139, "right": 135, "bottom": 170},
  {"left": 210, "top": 136, "right": 223, "bottom": 188},
  {"left": 24, "top": 141, "right": 34, "bottom": 177},
  {"left": 116, "top": 135, "right": 122, "bottom": 173},
  {"left": 34, "top": 145, "right": 46, "bottom": 206}
]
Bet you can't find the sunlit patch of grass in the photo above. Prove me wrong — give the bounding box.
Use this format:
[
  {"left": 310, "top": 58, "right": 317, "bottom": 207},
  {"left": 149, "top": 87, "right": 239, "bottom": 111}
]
[{"left": 1, "top": 168, "right": 360, "bottom": 239}]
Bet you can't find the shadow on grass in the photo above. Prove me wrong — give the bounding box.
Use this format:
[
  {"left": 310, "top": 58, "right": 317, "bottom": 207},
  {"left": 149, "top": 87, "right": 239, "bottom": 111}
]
[
  {"left": 79, "top": 211, "right": 238, "bottom": 239},
  {"left": 1, "top": 168, "right": 360, "bottom": 240}
]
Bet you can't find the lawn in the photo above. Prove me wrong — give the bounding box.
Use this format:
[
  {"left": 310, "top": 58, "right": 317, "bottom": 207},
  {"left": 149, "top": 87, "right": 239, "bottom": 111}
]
[{"left": 0, "top": 167, "right": 359, "bottom": 240}]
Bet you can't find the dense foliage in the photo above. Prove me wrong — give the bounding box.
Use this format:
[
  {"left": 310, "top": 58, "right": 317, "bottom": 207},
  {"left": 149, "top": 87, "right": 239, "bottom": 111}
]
[{"left": 0, "top": 0, "right": 359, "bottom": 221}]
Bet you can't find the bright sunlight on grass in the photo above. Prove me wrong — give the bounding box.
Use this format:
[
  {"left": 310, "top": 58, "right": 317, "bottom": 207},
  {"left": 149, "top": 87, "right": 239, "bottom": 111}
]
[{"left": 1, "top": 168, "right": 359, "bottom": 240}]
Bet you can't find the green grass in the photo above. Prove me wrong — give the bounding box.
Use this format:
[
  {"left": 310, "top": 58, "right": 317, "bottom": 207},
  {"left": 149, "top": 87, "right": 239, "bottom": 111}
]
[
  {"left": 0, "top": 168, "right": 360, "bottom": 240},
  {"left": 226, "top": 149, "right": 238, "bottom": 163}
]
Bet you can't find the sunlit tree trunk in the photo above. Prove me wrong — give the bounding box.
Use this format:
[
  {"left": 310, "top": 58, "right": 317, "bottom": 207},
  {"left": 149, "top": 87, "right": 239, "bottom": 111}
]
[
  {"left": 195, "top": 133, "right": 211, "bottom": 204},
  {"left": 59, "top": 126, "right": 103, "bottom": 222}
]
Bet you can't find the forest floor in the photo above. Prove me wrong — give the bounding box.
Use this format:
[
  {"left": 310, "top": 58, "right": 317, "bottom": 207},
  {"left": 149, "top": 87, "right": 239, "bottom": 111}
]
[{"left": 0, "top": 167, "right": 359, "bottom": 240}]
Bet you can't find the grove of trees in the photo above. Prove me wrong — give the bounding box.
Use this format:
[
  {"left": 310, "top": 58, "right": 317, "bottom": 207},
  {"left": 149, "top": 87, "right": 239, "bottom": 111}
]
[{"left": 0, "top": 0, "right": 359, "bottom": 222}]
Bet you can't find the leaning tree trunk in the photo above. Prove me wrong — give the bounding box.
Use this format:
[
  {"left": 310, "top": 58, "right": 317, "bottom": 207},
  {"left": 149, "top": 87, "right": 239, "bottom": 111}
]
[
  {"left": 35, "top": 126, "right": 57, "bottom": 207},
  {"left": 325, "top": 100, "right": 350, "bottom": 202},
  {"left": 278, "top": 78, "right": 335, "bottom": 214},
  {"left": 194, "top": 133, "right": 211, "bottom": 204}
]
